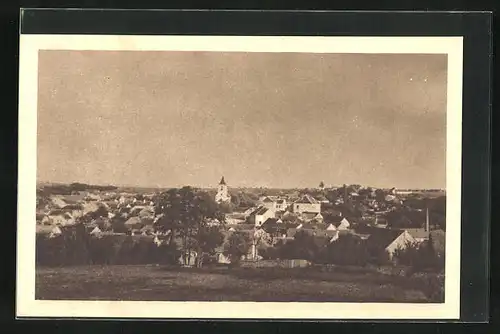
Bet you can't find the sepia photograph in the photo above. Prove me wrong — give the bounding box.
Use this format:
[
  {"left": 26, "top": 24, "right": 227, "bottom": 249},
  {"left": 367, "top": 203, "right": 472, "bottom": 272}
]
[{"left": 17, "top": 35, "right": 463, "bottom": 319}]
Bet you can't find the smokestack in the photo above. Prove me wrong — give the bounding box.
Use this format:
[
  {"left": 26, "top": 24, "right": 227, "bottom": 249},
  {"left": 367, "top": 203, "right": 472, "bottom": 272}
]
[{"left": 425, "top": 206, "right": 430, "bottom": 232}]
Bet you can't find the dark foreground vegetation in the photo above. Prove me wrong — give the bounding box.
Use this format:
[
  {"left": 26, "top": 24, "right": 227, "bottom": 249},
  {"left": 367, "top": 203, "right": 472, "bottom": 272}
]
[{"left": 36, "top": 264, "right": 443, "bottom": 303}]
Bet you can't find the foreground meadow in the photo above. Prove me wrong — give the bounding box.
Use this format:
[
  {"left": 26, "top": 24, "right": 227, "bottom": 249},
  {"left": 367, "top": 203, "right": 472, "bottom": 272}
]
[{"left": 35, "top": 264, "right": 442, "bottom": 302}]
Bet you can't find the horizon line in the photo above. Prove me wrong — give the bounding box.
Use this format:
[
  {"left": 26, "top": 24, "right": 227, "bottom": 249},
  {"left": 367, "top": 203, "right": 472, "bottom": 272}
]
[{"left": 36, "top": 180, "right": 446, "bottom": 191}]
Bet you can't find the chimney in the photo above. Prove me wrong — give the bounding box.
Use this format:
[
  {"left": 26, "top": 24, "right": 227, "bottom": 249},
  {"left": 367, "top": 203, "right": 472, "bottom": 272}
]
[{"left": 425, "top": 206, "right": 430, "bottom": 232}]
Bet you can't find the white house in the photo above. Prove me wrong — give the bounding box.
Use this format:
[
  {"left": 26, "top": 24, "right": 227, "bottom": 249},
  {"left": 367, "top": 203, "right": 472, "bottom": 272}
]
[
  {"left": 326, "top": 223, "right": 337, "bottom": 231},
  {"left": 49, "top": 225, "right": 63, "bottom": 238},
  {"left": 329, "top": 216, "right": 351, "bottom": 230},
  {"left": 293, "top": 195, "right": 321, "bottom": 214},
  {"left": 243, "top": 207, "right": 257, "bottom": 217},
  {"left": 178, "top": 250, "right": 198, "bottom": 267},
  {"left": 275, "top": 198, "right": 288, "bottom": 211},
  {"left": 248, "top": 206, "right": 275, "bottom": 227},
  {"left": 261, "top": 196, "right": 277, "bottom": 211},
  {"left": 405, "top": 228, "right": 430, "bottom": 243},
  {"left": 337, "top": 218, "right": 350, "bottom": 230},
  {"left": 385, "top": 230, "right": 416, "bottom": 259},
  {"left": 89, "top": 226, "right": 102, "bottom": 236},
  {"left": 366, "top": 228, "right": 417, "bottom": 260},
  {"left": 300, "top": 212, "right": 324, "bottom": 223}
]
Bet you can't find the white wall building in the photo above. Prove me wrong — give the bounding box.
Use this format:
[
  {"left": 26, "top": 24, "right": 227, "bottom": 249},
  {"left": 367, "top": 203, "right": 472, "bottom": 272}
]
[{"left": 293, "top": 194, "right": 321, "bottom": 214}]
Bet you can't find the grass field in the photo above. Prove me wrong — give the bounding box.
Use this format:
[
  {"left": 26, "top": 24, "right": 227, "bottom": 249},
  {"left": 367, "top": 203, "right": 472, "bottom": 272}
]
[{"left": 35, "top": 265, "right": 441, "bottom": 302}]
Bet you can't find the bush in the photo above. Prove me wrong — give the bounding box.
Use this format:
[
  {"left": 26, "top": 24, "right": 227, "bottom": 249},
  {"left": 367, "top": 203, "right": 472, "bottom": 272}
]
[
  {"left": 393, "top": 240, "right": 444, "bottom": 272},
  {"left": 323, "top": 234, "right": 371, "bottom": 266},
  {"left": 36, "top": 231, "right": 180, "bottom": 266}
]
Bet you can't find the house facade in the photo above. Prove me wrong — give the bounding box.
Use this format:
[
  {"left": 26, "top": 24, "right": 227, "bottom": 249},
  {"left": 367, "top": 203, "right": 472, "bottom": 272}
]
[
  {"left": 385, "top": 230, "right": 416, "bottom": 259},
  {"left": 299, "top": 212, "right": 324, "bottom": 223},
  {"left": 261, "top": 197, "right": 277, "bottom": 211},
  {"left": 293, "top": 195, "right": 321, "bottom": 214},
  {"left": 248, "top": 206, "right": 275, "bottom": 226},
  {"left": 275, "top": 198, "right": 288, "bottom": 211},
  {"left": 405, "top": 228, "right": 430, "bottom": 243}
]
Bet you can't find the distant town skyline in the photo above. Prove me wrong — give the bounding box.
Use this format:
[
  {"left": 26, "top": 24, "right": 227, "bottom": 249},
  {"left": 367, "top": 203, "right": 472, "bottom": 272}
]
[{"left": 37, "top": 51, "right": 447, "bottom": 189}]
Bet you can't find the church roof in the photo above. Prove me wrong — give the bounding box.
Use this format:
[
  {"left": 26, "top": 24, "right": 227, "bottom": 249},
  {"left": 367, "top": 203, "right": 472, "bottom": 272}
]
[{"left": 219, "top": 176, "right": 226, "bottom": 185}]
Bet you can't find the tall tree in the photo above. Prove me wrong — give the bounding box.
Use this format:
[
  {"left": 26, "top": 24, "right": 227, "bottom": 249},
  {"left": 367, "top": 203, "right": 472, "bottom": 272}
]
[
  {"left": 224, "top": 231, "right": 251, "bottom": 265},
  {"left": 154, "top": 187, "right": 225, "bottom": 267}
]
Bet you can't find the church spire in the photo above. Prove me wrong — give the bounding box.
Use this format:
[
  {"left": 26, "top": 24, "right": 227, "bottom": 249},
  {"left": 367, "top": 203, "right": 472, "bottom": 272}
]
[{"left": 219, "top": 176, "right": 226, "bottom": 185}]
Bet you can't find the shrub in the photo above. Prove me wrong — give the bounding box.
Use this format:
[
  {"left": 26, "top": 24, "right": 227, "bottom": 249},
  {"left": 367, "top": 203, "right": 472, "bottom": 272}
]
[
  {"left": 393, "top": 240, "right": 444, "bottom": 272},
  {"left": 36, "top": 231, "right": 180, "bottom": 266},
  {"left": 323, "top": 234, "right": 370, "bottom": 266}
]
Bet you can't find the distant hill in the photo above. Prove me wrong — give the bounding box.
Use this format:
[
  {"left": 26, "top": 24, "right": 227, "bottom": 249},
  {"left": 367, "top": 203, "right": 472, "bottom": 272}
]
[{"left": 38, "top": 182, "right": 119, "bottom": 195}]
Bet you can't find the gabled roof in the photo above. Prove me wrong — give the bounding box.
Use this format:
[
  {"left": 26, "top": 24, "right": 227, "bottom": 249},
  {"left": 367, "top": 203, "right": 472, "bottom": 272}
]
[
  {"left": 405, "top": 228, "right": 430, "bottom": 239},
  {"left": 365, "top": 229, "right": 406, "bottom": 251},
  {"left": 90, "top": 226, "right": 102, "bottom": 234},
  {"left": 262, "top": 218, "right": 279, "bottom": 226},
  {"left": 124, "top": 216, "right": 142, "bottom": 227},
  {"left": 327, "top": 216, "right": 348, "bottom": 225},
  {"left": 254, "top": 206, "right": 270, "bottom": 216},
  {"left": 36, "top": 224, "right": 54, "bottom": 235},
  {"left": 262, "top": 197, "right": 274, "bottom": 203},
  {"left": 276, "top": 199, "right": 285, "bottom": 204},
  {"left": 300, "top": 212, "right": 323, "bottom": 221},
  {"left": 298, "top": 222, "right": 326, "bottom": 230},
  {"left": 295, "top": 194, "right": 319, "bottom": 204}
]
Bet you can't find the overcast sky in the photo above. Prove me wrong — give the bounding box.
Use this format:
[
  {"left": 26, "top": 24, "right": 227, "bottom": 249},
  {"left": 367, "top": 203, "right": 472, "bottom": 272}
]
[{"left": 37, "top": 50, "right": 447, "bottom": 189}]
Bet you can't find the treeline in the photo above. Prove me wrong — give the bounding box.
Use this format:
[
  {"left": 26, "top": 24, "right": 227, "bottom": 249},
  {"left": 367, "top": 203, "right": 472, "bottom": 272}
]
[
  {"left": 38, "top": 182, "right": 118, "bottom": 196},
  {"left": 260, "top": 231, "right": 445, "bottom": 273},
  {"left": 36, "top": 232, "right": 180, "bottom": 266},
  {"left": 38, "top": 228, "right": 444, "bottom": 275}
]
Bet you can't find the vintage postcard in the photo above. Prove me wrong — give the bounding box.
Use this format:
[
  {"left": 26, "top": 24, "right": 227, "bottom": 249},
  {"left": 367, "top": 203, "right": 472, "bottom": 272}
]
[{"left": 17, "top": 35, "right": 463, "bottom": 319}]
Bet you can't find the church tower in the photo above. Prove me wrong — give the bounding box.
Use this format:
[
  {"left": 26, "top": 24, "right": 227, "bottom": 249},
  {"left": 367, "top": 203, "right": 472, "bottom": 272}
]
[{"left": 215, "top": 176, "right": 231, "bottom": 204}]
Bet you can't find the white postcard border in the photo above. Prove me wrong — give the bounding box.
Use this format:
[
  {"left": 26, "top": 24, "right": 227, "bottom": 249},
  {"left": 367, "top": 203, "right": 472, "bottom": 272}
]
[{"left": 17, "top": 35, "right": 463, "bottom": 319}]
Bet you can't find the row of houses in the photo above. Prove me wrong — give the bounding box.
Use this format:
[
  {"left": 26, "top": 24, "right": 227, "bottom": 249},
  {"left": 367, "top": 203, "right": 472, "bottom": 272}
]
[
  {"left": 244, "top": 194, "right": 324, "bottom": 227},
  {"left": 37, "top": 212, "right": 444, "bottom": 267}
]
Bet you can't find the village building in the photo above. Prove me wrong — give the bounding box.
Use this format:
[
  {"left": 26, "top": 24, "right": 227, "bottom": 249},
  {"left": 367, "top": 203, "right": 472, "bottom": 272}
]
[
  {"left": 49, "top": 225, "right": 63, "bottom": 238},
  {"left": 373, "top": 215, "right": 388, "bottom": 228},
  {"left": 124, "top": 216, "right": 143, "bottom": 230},
  {"left": 179, "top": 250, "right": 198, "bottom": 267},
  {"left": 215, "top": 176, "right": 231, "bottom": 204},
  {"left": 327, "top": 216, "right": 351, "bottom": 230},
  {"left": 261, "top": 196, "right": 277, "bottom": 211},
  {"left": 89, "top": 226, "right": 102, "bottom": 236},
  {"left": 214, "top": 251, "right": 231, "bottom": 264},
  {"left": 365, "top": 228, "right": 416, "bottom": 261},
  {"left": 248, "top": 206, "right": 275, "bottom": 227},
  {"left": 261, "top": 218, "right": 282, "bottom": 236},
  {"left": 299, "top": 212, "right": 324, "bottom": 223},
  {"left": 404, "top": 207, "right": 431, "bottom": 242},
  {"left": 275, "top": 198, "right": 288, "bottom": 211},
  {"left": 293, "top": 194, "right": 321, "bottom": 214},
  {"left": 243, "top": 206, "right": 257, "bottom": 217}
]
